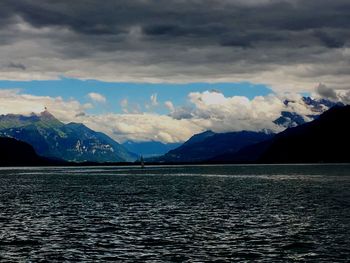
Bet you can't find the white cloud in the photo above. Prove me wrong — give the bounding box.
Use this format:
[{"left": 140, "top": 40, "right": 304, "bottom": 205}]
[
  {"left": 77, "top": 113, "right": 202, "bottom": 143},
  {"left": 313, "top": 83, "right": 350, "bottom": 104},
  {"left": 164, "top": 101, "right": 175, "bottom": 112},
  {"left": 87, "top": 92, "right": 106, "bottom": 103},
  {"left": 150, "top": 93, "right": 158, "bottom": 106},
  {"left": 340, "top": 91, "right": 350, "bottom": 104},
  {"left": 0, "top": 88, "right": 337, "bottom": 143},
  {"left": 120, "top": 98, "right": 129, "bottom": 113},
  {"left": 120, "top": 98, "right": 128, "bottom": 108},
  {"left": 0, "top": 89, "right": 91, "bottom": 122},
  {"left": 170, "top": 90, "right": 325, "bottom": 133},
  {"left": 145, "top": 93, "right": 159, "bottom": 110},
  {"left": 191, "top": 90, "right": 227, "bottom": 106},
  {"left": 186, "top": 91, "right": 286, "bottom": 132}
]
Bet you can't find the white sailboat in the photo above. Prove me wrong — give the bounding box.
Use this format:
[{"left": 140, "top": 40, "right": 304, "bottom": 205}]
[{"left": 140, "top": 155, "right": 145, "bottom": 169}]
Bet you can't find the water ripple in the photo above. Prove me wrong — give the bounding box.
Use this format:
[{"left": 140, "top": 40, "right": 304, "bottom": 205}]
[{"left": 0, "top": 165, "right": 349, "bottom": 262}]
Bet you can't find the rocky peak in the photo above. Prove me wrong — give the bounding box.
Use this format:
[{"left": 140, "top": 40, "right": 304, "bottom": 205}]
[{"left": 40, "top": 109, "right": 58, "bottom": 120}]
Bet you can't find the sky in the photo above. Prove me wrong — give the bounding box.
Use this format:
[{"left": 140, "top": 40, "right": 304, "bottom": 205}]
[{"left": 0, "top": 0, "right": 349, "bottom": 143}]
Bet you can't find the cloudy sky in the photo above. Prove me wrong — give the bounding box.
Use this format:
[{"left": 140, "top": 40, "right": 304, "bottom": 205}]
[{"left": 0, "top": 0, "right": 349, "bottom": 142}]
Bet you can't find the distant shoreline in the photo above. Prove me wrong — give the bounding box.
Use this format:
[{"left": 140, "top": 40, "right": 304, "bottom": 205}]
[{"left": 1, "top": 162, "right": 350, "bottom": 168}]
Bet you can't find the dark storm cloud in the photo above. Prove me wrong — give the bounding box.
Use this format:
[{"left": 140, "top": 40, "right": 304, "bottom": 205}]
[
  {"left": 7, "top": 62, "right": 26, "bottom": 70},
  {"left": 316, "top": 83, "right": 338, "bottom": 101},
  {"left": 314, "top": 31, "right": 346, "bottom": 48},
  {"left": 315, "top": 83, "right": 350, "bottom": 105},
  {"left": 220, "top": 31, "right": 287, "bottom": 48},
  {"left": 1, "top": 0, "right": 350, "bottom": 90},
  {"left": 143, "top": 24, "right": 227, "bottom": 38},
  {"left": 3, "top": 0, "right": 350, "bottom": 40}
]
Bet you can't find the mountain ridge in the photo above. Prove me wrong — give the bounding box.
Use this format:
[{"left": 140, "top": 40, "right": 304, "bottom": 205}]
[
  {"left": 154, "top": 130, "right": 274, "bottom": 163},
  {"left": 122, "top": 140, "right": 181, "bottom": 157},
  {"left": 0, "top": 111, "right": 137, "bottom": 163},
  {"left": 153, "top": 97, "right": 341, "bottom": 163},
  {"left": 211, "top": 105, "right": 350, "bottom": 163}
]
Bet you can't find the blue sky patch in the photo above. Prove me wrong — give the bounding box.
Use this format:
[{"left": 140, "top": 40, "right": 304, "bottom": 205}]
[{"left": 0, "top": 78, "right": 273, "bottom": 114}]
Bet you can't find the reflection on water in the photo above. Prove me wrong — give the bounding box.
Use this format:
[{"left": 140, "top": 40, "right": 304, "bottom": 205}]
[{"left": 0, "top": 165, "right": 349, "bottom": 262}]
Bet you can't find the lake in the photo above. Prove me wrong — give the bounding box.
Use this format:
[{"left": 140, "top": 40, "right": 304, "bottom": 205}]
[{"left": 0, "top": 165, "right": 349, "bottom": 262}]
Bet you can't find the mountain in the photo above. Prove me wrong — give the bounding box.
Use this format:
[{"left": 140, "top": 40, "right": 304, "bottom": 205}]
[
  {"left": 153, "top": 97, "right": 340, "bottom": 163},
  {"left": 274, "top": 111, "right": 309, "bottom": 128},
  {"left": 0, "top": 137, "right": 61, "bottom": 166},
  {"left": 122, "top": 140, "right": 181, "bottom": 157},
  {"left": 274, "top": 97, "right": 343, "bottom": 128},
  {"left": 0, "top": 111, "right": 137, "bottom": 162},
  {"left": 155, "top": 130, "right": 274, "bottom": 163},
  {"left": 212, "top": 105, "right": 350, "bottom": 163}
]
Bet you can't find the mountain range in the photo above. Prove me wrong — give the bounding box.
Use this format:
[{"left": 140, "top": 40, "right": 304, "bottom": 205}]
[
  {"left": 273, "top": 97, "right": 343, "bottom": 128},
  {"left": 153, "top": 130, "right": 274, "bottom": 163},
  {"left": 153, "top": 97, "right": 343, "bottom": 163},
  {"left": 0, "top": 97, "right": 348, "bottom": 165},
  {"left": 122, "top": 140, "right": 181, "bottom": 157},
  {"left": 0, "top": 111, "right": 137, "bottom": 162},
  {"left": 211, "top": 105, "right": 350, "bottom": 163}
]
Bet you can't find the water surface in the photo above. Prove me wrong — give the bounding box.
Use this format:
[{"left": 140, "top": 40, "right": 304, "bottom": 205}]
[{"left": 0, "top": 165, "right": 349, "bottom": 262}]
